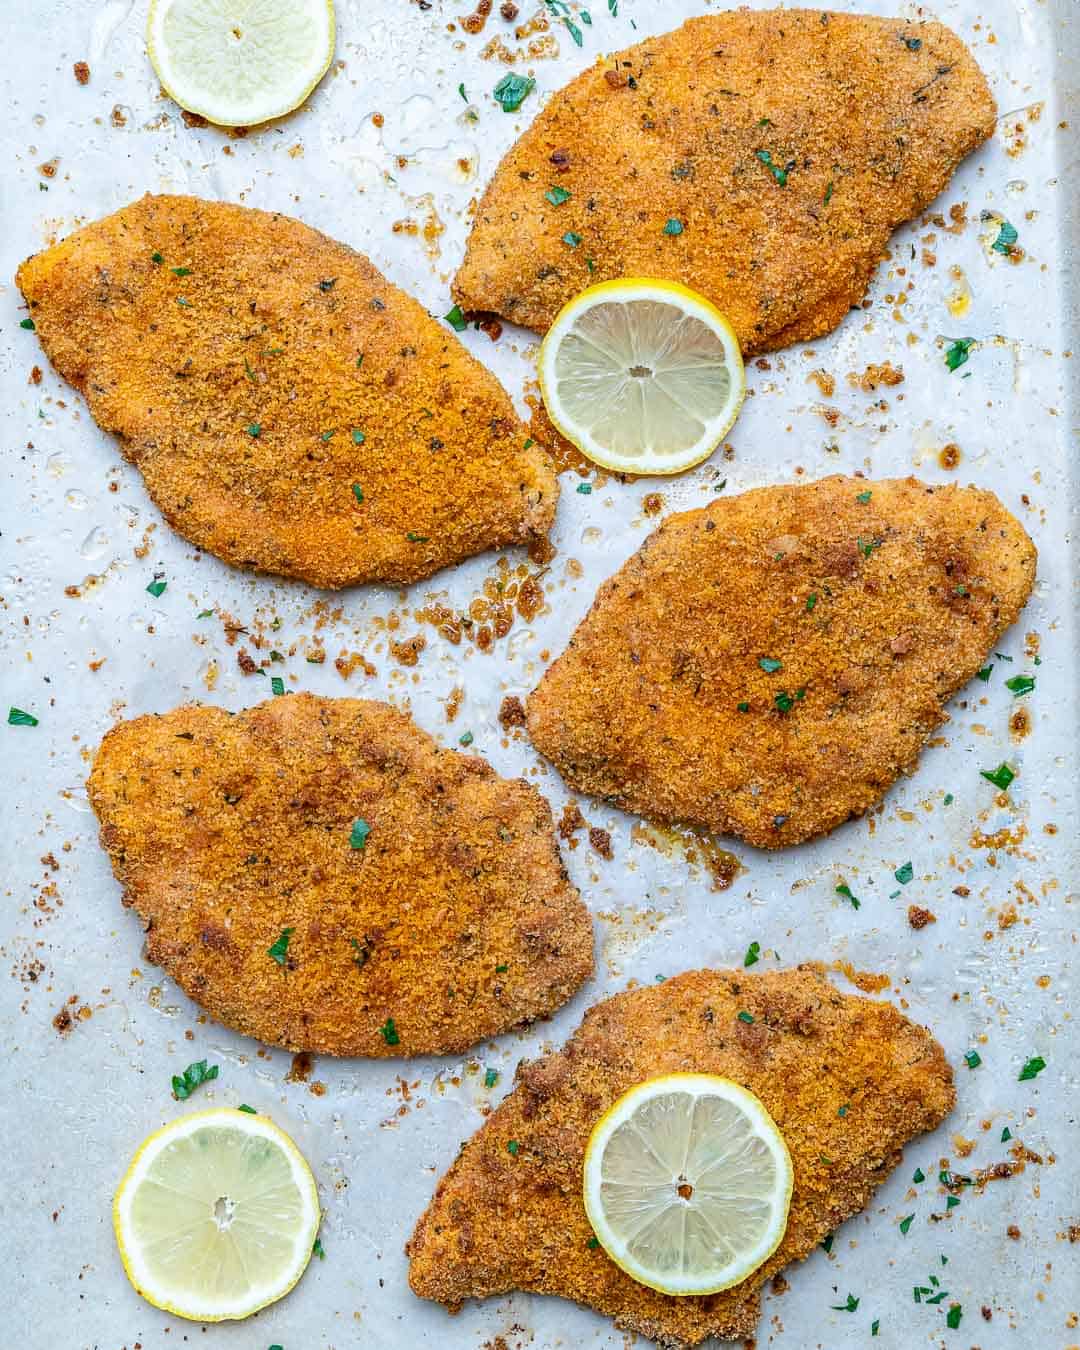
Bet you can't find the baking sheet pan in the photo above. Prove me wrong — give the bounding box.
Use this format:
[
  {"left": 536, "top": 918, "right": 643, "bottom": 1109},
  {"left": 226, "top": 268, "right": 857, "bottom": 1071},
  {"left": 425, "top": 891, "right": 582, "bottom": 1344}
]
[{"left": 1, "top": 0, "right": 1077, "bottom": 1345}]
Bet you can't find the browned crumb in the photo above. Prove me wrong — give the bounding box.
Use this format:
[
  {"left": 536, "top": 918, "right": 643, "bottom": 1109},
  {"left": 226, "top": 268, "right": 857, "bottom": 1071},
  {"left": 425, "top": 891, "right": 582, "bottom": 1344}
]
[
  {"left": 73, "top": 61, "right": 90, "bottom": 85},
  {"left": 851, "top": 361, "right": 904, "bottom": 392},
  {"left": 499, "top": 695, "right": 527, "bottom": 728},
  {"left": 908, "top": 905, "right": 937, "bottom": 930},
  {"left": 390, "top": 634, "right": 426, "bottom": 667},
  {"left": 558, "top": 801, "right": 586, "bottom": 839},
  {"left": 1007, "top": 1224, "right": 1021, "bottom": 1239},
  {"left": 236, "top": 649, "right": 259, "bottom": 676},
  {"left": 588, "top": 827, "right": 613, "bottom": 859}
]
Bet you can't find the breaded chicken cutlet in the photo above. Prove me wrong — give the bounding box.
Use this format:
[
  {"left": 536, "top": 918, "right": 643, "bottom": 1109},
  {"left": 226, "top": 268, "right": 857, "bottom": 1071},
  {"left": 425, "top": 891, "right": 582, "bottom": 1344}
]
[
  {"left": 453, "top": 9, "right": 995, "bottom": 352},
  {"left": 408, "top": 966, "right": 955, "bottom": 1345},
  {"left": 17, "top": 195, "right": 557, "bottom": 589},
  {"left": 527, "top": 476, "right": 1036, "bottom": 848},
  {"left": 88, "top": 694, "right": 593, "bottom": 1056}
]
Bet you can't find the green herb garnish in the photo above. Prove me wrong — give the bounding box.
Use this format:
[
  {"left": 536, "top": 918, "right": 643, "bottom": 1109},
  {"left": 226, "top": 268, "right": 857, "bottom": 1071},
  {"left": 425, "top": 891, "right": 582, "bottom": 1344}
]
[
  {"left": 1018, "top": 1055, "right": 1045, "bottom": 1081},
  {"left": 964, "top": 1050, "right": 981, "bottom": 1069},
  {"left": 444, "top": 304, "right": 467, "bottom": 332},
  {"left": 146, "top": 578, "right": 167, "bottom": 598},
  {"left": 737, "top": 1010, "right": 754, "bottom": 1024},
  {"left": 484, "top": 1068, "right": 499, "bottom": 1088},
  {"left": 352, "top": 483, "right": 364, "bottom": 504},
  {"left": 806, "top": 593, "right": 818, "bottom": 612},
  {"left": 744, "top": 941, "right": 760, "bottom": 967},
  {"left": 268, "top": 928, "right": 294, "bottom": 965},
  {"left": 899, "top": 1214, "right": 914, "bottom": 1235},
  {"left": 20, "top": 317, "right": 36, "bottom": 330},
  {"left": 246, "top": 423, "right": 261, "bottom": 438},
  {"left": 172, "top": 1059, "right": 219, "bottom": 1099},
  {"left": 977, "top": 664, "right": 993, "bottom": 682},
  {"left": 1005, "top": 674, "right": 1034, "bottom": 696},
  {"left": 946, "top": 1305, "right": 962, "bottom": 1329},
  {"left": 237, "top": 1104, "right": 257, "bottom": 1113},
  {"left": 1001, "top": 1126, "right": 1012, "bottom": 1142},
  {"left": 270, "top": 676, "right": 285, "bottom": 696},
  {"left": 662, "top": 218, "right": 684, "bottom": 236},
  {"left": 545, "top": 186, "right": 571, "bottom": 206},
  {"left": 312, "top": 1237, "right": 326, "bottom": 1259},
  {"left": 759, "top": 656, "right": 782, "bottom": 673},
  {"left": 775, "top": 691, "right": 795, "bottom": 713},
  {"left": 831, "top": 1293, "right": 860, "bottom": 1312},
  {"left": 406, "top": 531, "right": 429, "bottom": 543},
  {"left": 493, "top": 72, "right": 535, "bottom": 113},
  {"left": 755, "top": 149, "right": 790, "bottom": 186},
  {"left": 836, "top": 881, "right": 860, "bottom": 910},
  {"left": 506, "top": 1139, "right": 520, "bottom": 1155},
  {"left": 378, "top": 1017, "right": 400, "bottom": 1046},
  {"left": 991, "top": 221, "right": 1018, "bottom": 255},
  {"left": 913, "top": 1167, "right": 925, "bottom": 1183},
  {"left": 894, "top": 860, "right": 913, "bottom": 885},
  {"left": 944, "top": 337, "right": 975, "bottom": 372},
  {"left": 350, "top": 818, "right": 371, "bottom": 850},
  {"left": 562, "top": 231, "right": 582, "bottom": 248},
  {"left": 980, "top": 762, "right": 1015, "bottom": 790},
  {"left": 577, "top": 482, "right": 592, "bottom": 494},
  {"left": 8, "top": 707, "right": 38, "bottom": 726},
  {"left": 459, "top": 731, "right": 474, "bottom": 747}
]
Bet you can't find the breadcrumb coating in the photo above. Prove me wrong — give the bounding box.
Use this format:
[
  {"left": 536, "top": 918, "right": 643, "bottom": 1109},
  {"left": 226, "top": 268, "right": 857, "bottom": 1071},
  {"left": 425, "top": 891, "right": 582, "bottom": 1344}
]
[
  {"left": 408, "top": 966, "right": 955, "bottom": 1345},
  {"left": 453, "top": 9, "right": 995, "bottom": 352},
  {"left": 88, "top": 694, "right": 593, "bottom": 1056},
  {"left": 527, "top": 476, "right": 1036, "bottom": 848},
  {"left": 17, "top": 195, "right": 557, "bottom": 588}
]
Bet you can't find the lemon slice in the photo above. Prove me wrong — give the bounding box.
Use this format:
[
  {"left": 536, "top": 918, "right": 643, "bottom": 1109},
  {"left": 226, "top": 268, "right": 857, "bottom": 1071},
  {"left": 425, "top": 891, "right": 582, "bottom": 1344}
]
[
  {"left": 537, "top": 279, "right": 745, "bottom": 476},
  {"left": 147, "top": 0, "right": 336, "bottom": 128},
  {"left": 582, "top": 1073, "right": 792, "bottom": 1296},
  {"left": 114, "top": 1107, "right": 320, "bottom": 1321}
]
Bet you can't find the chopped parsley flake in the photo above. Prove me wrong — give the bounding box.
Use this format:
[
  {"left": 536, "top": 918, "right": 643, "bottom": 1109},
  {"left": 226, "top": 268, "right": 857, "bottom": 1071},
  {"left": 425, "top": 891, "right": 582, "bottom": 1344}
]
[
  {"left": 350, "top": 938, "right": 370, "bottom": 969},
  {"left": 894, "top": 860, "right": 913, "bottom": 885},
  {"left": 835, "top": 881, "right": 860, "bottom": 910},
  {"left": 991, "top": 220, "right": 1018, "bottom": 255},
  {"left": 1018, "top": 1055, "right": 1045, "bottom": 1081},
  {"left": 913, "top": 1167, "right": 925, "bottom": 1183},
  {"left": 237, "top": 1103, "right": 256, "bottom": 1113},
  {"left": 744, "top": 941, "right": 760, "bottom": 967},
  {"left": 172, "top": 1059, "right": 219, "bottom": 1100},
  {"left": 899, "top": 1214, "right": 914, "bottom": 1235},
  {"left": 587, "top": 1235, "right": 600, "bottom": 1248},
  {"left": 270, "top": 676, "right": 285, "bottom": 696},
  {"left": 775, "top": 691, "right": 795, "bottom": 713},
  {"left": 171, "top": 266, "right": 191, "bottom": 277},
  {"left": 831, "top": 1293, "right": 859, "bottom": 1313},
  {"left": 821, "top": 1233, "right": 834, "bottom": 1254},
  {"left": 151, "top": 252, "right": 164, "bottom": 264},
  {"left": 246, "top": 423, "right": 261, "bottom": 438},
  {"left": 146, "top": 578, "right": 167, "bottom": 598},
  {"left": 737, "top": 701, "right": 750, "bottom": 712},
  {"left": 176, "top": 296, "right": 191, "bottom": 307},
  {"left": 562, "top": 231, "right": 582, "bottom": 248},
  {"left": 805, "top": 593, "right": 818, "bottom": 613},
  {"left": 495, "top": 963, "right": 508, "bottom": 973},
  {"left": 858, "top": 536, "right": 880, "bottom": 559},
  {"left": 964, "top": 1050, "right": 982, "bottom": 1069},
  {"left": 755, "top": 149, "right": 790, "bottom": 186},
  {"left": 506, "top": 1139, "right": 520, "bottom": 1156},
  {"left": 856, "top": 489, "right": 872, "bottom": 503},
  {"left": 444, "top": 304, "right": 468, "bottom": 332},
  {"left": 902, "top": 35, "right": 922, "bottom": 50},
  {"left": 759, "top": 656, "right": 782, "bottom": 673},
  {"left": 20, "top": 317, "right": 36, "bottom": 330},
  {"left": 737, "top": 1010, "right": 754, "bottom": 1024},
  {"left": 1005, "top": 674, "right": 1035, "bottom": 696},
  {"left": 268, "top": 928, "right": 294, "bottom": 966},
  {"left": 977, "top": 664, "right": 993, "bottom": 681},
  {"left": 663, "top": 217, "right": 684, "bottom": 236},
  {"left": 943, "top": 792, "right": 954, "bottom": 805},
  {"left": 458, "top": 82, "right": 468, "bottom": 102},
  {"left": 946, "top": 1305, "right": 962, "bottom": 1329},
  {"left": 871, "top": 1320, "right": 880, "bottom": 1336},
  {"left": 8, "top": 707, "right": 39, "bottom": 727},
  {"left": 350, "top": 818, "right": 371, "bottom": 850},
  {"left": 944, "top": 337, "right": 975, "bottom": 372},
  {"left": 320, "top": 428, "right": 336, "bottom": 442},
  {"left": 484, "top": 1068, "right": 499, "bottom": 1088},
  {"left": 459, "top": 730, "right": 474, "bottom": 746},
  {"left": 378, "top": 1017, "right": 400, "bottom": 1046},
  {"left": 406, "top": 531, "right": 430, "bottom": 543},
  {"left": 577, "top": 482, "right": 592, "bottom": 494},
  {"left": 352, "top": 483, "right": 364, "bottom": 504},
  {"left": 980, "top": 762, "right": 1015, "bottom": 790},
  {"left": 823, "top": 180, "right": 834, "bottom": 205},
  {"left": 493, "top": 72, "right": 535, "bottom": 113},
  {"left": 545, "top": 185, "right": 572, "bottom": 206},
  {"left": 1001, "top": 1126, "right": 1012, "bottom": 1142},
  {"left": 313, "top": 1238, "right": 326, "bottom": 1259}
]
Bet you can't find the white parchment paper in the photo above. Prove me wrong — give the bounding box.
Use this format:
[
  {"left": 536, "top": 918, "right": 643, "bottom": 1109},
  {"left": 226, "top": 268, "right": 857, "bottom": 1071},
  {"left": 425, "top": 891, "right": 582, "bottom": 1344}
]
[{"left": 1, "top": 0, "right": 1077, "bottom": 1346}]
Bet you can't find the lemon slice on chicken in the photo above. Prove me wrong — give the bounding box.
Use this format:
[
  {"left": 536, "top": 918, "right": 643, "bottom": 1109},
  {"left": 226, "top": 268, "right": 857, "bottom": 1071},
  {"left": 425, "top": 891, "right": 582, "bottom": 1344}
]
[
  {"left": 113, "top": 1107, "right": 320, "bottom": 1321},
  {"left": 538, "top": 279, "right": 745, "bottom": 475},
  {"left": 582, "top": 1073, "right": 792, "bottom": 1296},
  {"left": 147, "top": 0, "right": 336, "bottom": 128}
]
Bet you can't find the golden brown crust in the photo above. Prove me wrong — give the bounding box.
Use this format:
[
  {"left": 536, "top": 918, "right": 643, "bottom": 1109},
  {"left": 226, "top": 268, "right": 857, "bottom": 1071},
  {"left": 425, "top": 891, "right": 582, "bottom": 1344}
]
[
  {"left": 17, "top": 194, "right": 557, "bottom": 588},
  {"left": 87, "top": 693, "right": 593, "bottom": 1056},
  {"left": 407, "top": 966, "right": 955, "bottom": 1345},
  {"left": 527, "top": 476, "right": 1036, "bottom": 849},
  {"left": 452, "top": 9, "right": 995, "bottom": 353}
]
